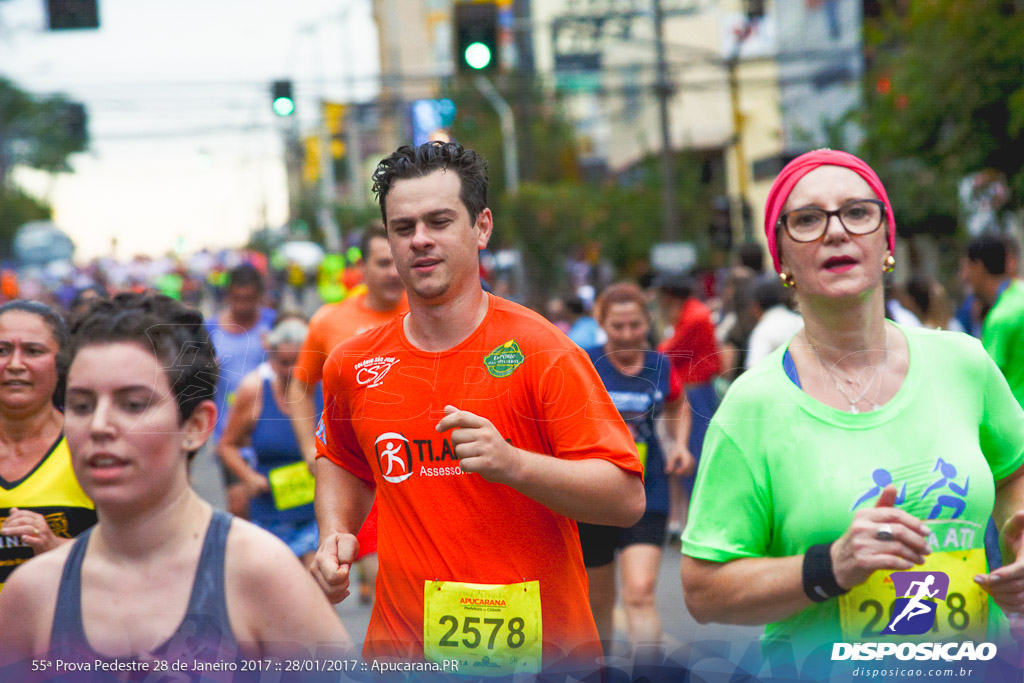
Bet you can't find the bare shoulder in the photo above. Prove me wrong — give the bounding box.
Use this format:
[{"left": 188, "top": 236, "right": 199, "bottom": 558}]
[
  {"left": 0, "top": 541, "right": 77, "bottom": 657},
  {"left": 222, "top": 517, "right": 351, "bottom": 653},
  {"left": 224, "top": 517, "right": 305, "bottom": 584},
  {"left": 235, "top": 369, "right": 264, "bottom": 401},
  {"left": 223, "top": 518, "right": 304, "bottom": 639},
  {"left": 223, "top": 517, "right": 325, "bottom": 618}
]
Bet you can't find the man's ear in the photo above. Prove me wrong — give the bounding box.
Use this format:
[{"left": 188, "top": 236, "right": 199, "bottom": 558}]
[{"left": 476, "top": 208, "right": 493, "bottom": 250}]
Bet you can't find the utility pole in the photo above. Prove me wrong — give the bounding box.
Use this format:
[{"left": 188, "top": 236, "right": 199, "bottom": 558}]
[
  {"left": 474, "top": 75, "right": 519, "bottom": 195},
  {"left": 728, "top": 20, "right": 754, "bottom": 244},
  {"left": 340, "top": 5, "right": 366, "bottom": 211},
  {"left": 284, "top": 118, "right": 303, "bottom": 226},
  {"left": 653, "top": 0, "right": 679, "bottom": 242},
  {"left": 317, "top": 101, "right": 342, "bottom": 253},
  {"left": 345, "top": 106, "right": 366, "bottom": 209}
]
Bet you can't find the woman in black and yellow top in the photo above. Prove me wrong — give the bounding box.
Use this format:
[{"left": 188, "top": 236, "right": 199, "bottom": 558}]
[{"left": 0, "top": 300, "right": 95, "bottom": 592}]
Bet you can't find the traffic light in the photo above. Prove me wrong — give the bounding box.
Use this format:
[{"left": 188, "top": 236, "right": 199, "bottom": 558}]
[
  {"left": 46, "top": 0, "right": 99, "bottom": 30},
  {"left": 454, "top": 1, "right": 498, "bottom": 73},
  {"left": 271, "top": 80, "right": 295, "bottom": 117},
  {"left": 744, "top": 0, "right": 765, "bottom": 20}
]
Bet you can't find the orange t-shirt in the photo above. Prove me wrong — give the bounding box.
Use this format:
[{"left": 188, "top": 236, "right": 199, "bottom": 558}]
[
  {"left": 293, "top": 291, "right": 408, "bottom": 386},
  {"left": 295, "top": 291, "right": 406, "bottom": 558},
  {"left": 316, "top": 294, "right": 642, "bottom": 667}
]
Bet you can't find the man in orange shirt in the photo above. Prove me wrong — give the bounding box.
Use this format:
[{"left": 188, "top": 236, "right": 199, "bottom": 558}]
[
  {"left": 311, "top": 142, "right": 645, "bottom": 674},
  {"left": 289, "top": 224, "right": 407, "bottom": 465},
  {"left": 289, "top": 224, "right": 406, "bottom": 600}
]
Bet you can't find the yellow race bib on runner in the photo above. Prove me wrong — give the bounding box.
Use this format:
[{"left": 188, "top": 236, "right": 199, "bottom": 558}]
[
  {"left": 838, "top": 548, "right": 988, "bottom": 642},
  {"left": 636, "top": 442, "right": 648, "bottom": 474},
  {"left": 267, "top": 462, "right": 315, "bottom": 510},
  {"left": 423, "top": 580, "right": 542, "bottom": 677}
]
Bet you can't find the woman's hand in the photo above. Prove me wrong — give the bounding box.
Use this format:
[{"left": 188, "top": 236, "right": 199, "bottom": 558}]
[
  {"left": 830, "top": 485, "right": 931, "bottom": 589},
  {"left": 665, "top": 443, "right": 696, "bottom": 478},
  {"left": 0, "top": 507, "right": 66, "bottom": 554},
  {"left": 242, "top": 470, "right": 271, "bottom": 498}
]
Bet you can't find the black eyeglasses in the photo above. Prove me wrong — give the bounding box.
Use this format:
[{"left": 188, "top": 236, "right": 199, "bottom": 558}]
[{"left": 777, "top": 199, "right": 886, "bottom": 243}]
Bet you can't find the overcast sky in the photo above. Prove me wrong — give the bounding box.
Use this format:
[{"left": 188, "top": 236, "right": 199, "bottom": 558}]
[{"left": 0, "top": 0, "right": 379, "bottom": 260}]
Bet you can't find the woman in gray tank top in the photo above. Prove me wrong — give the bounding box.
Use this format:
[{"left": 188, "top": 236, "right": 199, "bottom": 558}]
[{"left": 0, "top": 293, "right": 352, "bottom": 673}]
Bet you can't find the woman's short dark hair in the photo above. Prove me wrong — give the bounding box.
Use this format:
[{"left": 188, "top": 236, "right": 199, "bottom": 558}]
[
  {"left": 371, "top": 142, "right": 488, "bottom": 226},
  {"left": 0, "top": 299, "right": 69, "bottom": 408},
  {"left": 68, "top": 293, "right": 218, "bottom": 429}
]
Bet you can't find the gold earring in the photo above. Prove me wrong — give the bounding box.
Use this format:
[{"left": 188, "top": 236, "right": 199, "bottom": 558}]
[
  {"left": 884, "top": 255, "right": 895, "bottom": 272},
  {"left": 779, "top": 272, "right": 794, "bottom": 288}
]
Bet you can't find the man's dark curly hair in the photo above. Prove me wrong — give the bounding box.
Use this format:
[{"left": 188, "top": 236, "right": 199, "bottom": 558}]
[
  {"left": 371, "top": 141, "right": 488, "bottom": 226},
  {"left": 68, "top": 293, "right": 219, "bottom": 434}
]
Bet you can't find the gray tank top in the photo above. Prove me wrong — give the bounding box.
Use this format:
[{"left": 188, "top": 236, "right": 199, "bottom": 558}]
[{"left": 48, "top": 510, "right": 240, "bottom": 667}]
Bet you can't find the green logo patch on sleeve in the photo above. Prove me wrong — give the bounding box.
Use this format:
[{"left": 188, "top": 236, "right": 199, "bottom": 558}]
[{"left": 483, "top": 340, "right": 525, "bottom": 378}]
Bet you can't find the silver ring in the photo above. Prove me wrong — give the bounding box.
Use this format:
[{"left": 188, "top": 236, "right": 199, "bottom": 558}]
[{"left": 876, "top": 523, "right": 894, "bottom": 542}]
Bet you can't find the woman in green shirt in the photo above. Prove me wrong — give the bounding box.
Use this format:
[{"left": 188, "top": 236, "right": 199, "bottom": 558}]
[{"left": 680, "top": 150, "right": 1024, "bottom": 664}]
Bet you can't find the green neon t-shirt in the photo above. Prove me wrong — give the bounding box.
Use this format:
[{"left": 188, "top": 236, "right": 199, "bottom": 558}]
[
  {"left": 682, "top": 324, "right": 1024, "bottom": 657},
  {"left": 983, "top": 279, "right": 1024, "bottom": 410}
]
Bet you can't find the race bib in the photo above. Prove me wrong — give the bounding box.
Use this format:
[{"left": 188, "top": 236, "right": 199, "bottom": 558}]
[
  {"left": 839, "top": 549, "right": 988, "bottom": 642},
  {"left": 423, "top": 580, "right": 542, "bottom": 677},
  {"left": 636, "top": 442, "right": 648, "bottom": 474},
  {"left": 268, "top": 462, "right": 315, "bottom": 510}
]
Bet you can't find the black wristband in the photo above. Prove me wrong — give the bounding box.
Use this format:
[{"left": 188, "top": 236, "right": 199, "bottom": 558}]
[{"left": 802, "top": 542, "right": 848, "bottom": 603}]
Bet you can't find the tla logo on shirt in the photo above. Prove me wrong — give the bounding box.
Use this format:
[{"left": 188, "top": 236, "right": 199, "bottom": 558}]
[
  {"left": 883, "top": 571, "right": 949, "bottom": 635},
  {"left": 375, "top": 432, "right": 414, "bottom": 483},
  {"left": 483, "top": 340, "right": 524, "bottom": 378}
]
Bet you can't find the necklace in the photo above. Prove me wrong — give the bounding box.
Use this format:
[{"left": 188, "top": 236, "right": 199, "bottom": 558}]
[{"left": 811, "top": 324, "right": 889, "bottom": 414}]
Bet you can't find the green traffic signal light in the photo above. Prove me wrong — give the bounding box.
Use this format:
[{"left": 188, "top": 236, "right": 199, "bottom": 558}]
[
  {"left": 454, "top": 2, "right": 497, "bottom": 74},
  {"left": 464, "top": 42, "right": 493, "bottom": 70},
  {"left": 273, "top": 96, "right": 295, "bottom": 117},
  {"left": 271, "top": 80, "right": 295, "bottom": 117}
]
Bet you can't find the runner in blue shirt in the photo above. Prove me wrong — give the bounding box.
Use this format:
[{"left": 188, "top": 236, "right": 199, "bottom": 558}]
[{"left": 578, "top": 282, "right": 692, "bottom": 660}]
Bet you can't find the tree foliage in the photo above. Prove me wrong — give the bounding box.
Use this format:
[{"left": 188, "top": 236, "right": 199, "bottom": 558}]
[
  {"left": 498, "top": 152, "right": 715, "bottom": 300},
  {"left": 0, "top": 76, "right": 84, "bottom": 254},
  {"left": 447, "top": 74, "right": 583, "bottom": 201},
  {"left": 446, "top": 76, "right": 719, "bottom": 302},
  {"left": 861, "top": 0, "right": 1024, "bottom": 234},
  {"left": 0, "top": 76, "right": 88, "bottom": 184},
  {"left": 0, "top": 187, "right": 51, "bottom": 260}
]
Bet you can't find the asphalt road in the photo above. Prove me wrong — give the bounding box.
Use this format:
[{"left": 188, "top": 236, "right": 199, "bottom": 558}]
[{"left": 189, "top": 442, "right": 763, "bottom": 671}]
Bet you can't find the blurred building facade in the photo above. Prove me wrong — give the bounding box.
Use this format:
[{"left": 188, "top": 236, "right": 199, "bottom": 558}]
[
  {"left": 368, "top": 0, "right": 864, "bottom": 249},
  {"left": 534, "top": 0, "right": 864, "bottom": 246},
  {"left": 372, "top": 0, "right": 450, "bottom": 153}
]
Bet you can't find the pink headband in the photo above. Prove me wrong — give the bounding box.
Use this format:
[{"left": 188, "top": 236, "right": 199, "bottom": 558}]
[{"left": 764, "top": 149, "right": 896, "bottom": 274}]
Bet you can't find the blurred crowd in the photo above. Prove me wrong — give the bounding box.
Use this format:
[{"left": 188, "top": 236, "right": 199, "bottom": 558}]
[
  {"left": 546, "top": 231, "right": 1022, "bottom": 380},
  {"left": 1, "top": 230, "right": 1020, "bottom": 391}
]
